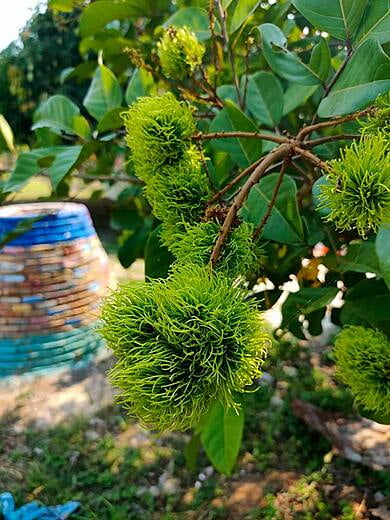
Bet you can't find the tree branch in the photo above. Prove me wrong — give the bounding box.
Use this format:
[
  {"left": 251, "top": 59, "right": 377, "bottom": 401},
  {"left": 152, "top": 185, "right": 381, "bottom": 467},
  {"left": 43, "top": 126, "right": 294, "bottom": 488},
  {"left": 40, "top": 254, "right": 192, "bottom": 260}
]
[
  {"left": 306, "top": 134, "right": 360, "bottom": 147},
  {"left": 297, "top": 107, "right": 373, "bottom": 140},
  {"left": 252, "top": 158, "right": 289, "bottom": 241},
  {"left": 210, "top": 143, "right": 291, "bottom": 265},
  {"left": 217, "top": 0, "right": 243, "bottom": 108},
  {"left": 293, "top": 147, "right": 330, "bottom": 172},
  {"left": 193, "top": 131, "right": 290, "bottom": 144}
]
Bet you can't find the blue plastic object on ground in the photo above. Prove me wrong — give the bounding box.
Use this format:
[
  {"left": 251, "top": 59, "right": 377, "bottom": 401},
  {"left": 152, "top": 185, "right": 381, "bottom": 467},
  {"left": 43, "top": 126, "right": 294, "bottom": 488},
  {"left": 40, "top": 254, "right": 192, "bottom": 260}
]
[{"left": 0, "top": 492, "right": 80, "bottom": 519}]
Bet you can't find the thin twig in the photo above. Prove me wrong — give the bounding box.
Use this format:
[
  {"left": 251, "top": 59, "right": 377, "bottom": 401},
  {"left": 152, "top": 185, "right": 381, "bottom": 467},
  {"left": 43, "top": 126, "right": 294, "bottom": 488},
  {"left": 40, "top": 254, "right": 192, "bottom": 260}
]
[
  {"left": 307, "top": 134, "right": 360, "bottom": 147},
  {"left": 72, "top": 172, "right": 144, "bottom": 184},
  {"left": 293, "top": 147, "right": 330, "bottom": 172},
  {"left": 210, "top": 143, "right": 291, "bottom": 265},
  {"left": 208, "top": 0, "right": 219, "bottom": 92},
  {"left": 252, "top": 158, "right": 289, "bottom": 241},
  {"left": 242, "top": 37, "right": 252, "bottom": 110},
  {"left": 297, "top": 107, "right": 373, "bottom": 140},
  {"left": 217, "top": 0, "right": 243, "bottom": 108},
  {"left": 309, "top": 47, "right": 353, "bottom": 126},
  {"left": 193, "top": 131, "right": 289, "bottom": 144},
  {"left": 207, "top": 158, "right": 263, "bottom": 205}
]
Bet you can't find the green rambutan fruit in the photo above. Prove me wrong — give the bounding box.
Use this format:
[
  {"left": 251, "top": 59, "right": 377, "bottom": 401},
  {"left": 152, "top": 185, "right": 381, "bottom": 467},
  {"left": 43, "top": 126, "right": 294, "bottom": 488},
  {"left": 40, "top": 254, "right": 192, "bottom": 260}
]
[
  {"left": 333, "top": 326, "right": 390, "bottom": 419},
  {"left": 164, "top": 220, "right": 263, "bottom": 280},
  {"left": 319, "top": 134, "right": 390, "bottom": 237},
  {"left": 100, "top": 265, "right": 271, "bottom": 431},
  {"left": 360, "top": 92, "right": 390, "bottom": 145},
  {"left": 145, "top": 148, "right": 211, "bottom": 225},
  {"left": 123, "top": 93, "right": 197, "bottom": 180},
  {"left": 157, "top": 26, "right": 205, "bottom": 80}
]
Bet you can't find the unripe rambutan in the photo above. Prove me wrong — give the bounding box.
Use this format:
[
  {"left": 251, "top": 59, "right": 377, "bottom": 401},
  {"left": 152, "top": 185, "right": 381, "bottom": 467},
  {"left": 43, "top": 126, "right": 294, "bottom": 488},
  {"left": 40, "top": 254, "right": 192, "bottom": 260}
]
[
  {"left": 123, "top": 93, "right": 197, "bottom": 181},
  {"left": 360, "top": 92, "right": 390, "bottom": 146},
  {"left": 100, "top": 265, "right": 271, "bottom": 431},
  {"left": 157, "top": 26, "right": 205, "bottom": 80},
  {"left": 318, "top": 134, "right": 390, "bottom": 237},
  {"left": 334, "top": 325, "right": 390, "bottom": 420},
  {"left": 163, "top": 220, "right": 263, "bottom": 280}
]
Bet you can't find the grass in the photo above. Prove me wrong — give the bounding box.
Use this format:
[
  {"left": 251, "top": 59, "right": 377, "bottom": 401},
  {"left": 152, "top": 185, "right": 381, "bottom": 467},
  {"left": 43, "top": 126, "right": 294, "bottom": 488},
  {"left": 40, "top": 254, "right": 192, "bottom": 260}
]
[{"left": 1, "top": 340, "right": 389, "bottom": 519}]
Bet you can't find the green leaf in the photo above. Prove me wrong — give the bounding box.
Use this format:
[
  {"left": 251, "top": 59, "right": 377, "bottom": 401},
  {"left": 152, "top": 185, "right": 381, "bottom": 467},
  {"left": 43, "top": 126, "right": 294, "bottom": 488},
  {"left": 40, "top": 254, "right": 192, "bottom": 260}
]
[
  {"left": 200, "top": 401, "right": 244, "bottom": 476},
  {"left": 48, "top": 146, "right": 83, "bottom": 188},
  {"left": 318, "top": 38, "right": 390, "bottom": 117},
  {"left": 0, "top": 114, "right": 15, "bottom": 152},
  {"left": 229, "top": 0, "right": 261, "bottom": 34},
  {"left": 309, "top": 37, "right": 331, "bottom": 82},
  {"left": 5, "top": 146, "right": 82, "bottom": 191},
  {"left": 282, "top": 287, "right": 339, "bottom": 338},
  {"left": 241, "top": 174, "right": 304, "bottom": 244},
  {"left": 283, "top": 84, "right": 319, "bottom": 115},
  {"left": 356, "top": 404, "right": 390, "bottom": 425},
  {"left": 79, "top": 0, "right": 166, "bottom": 37},
  {"left": 183, "top": 433, "right": 201, "bottom": 473},
  {"left": 354, "top": 0, "right": 390, "bottom": 45},
  {"left": 49, "top": 0, "right": 78, "bottom": 12},
  {"left": 144, "top": 225, "right": 174, "bottom": 279},
  {"left": 32, "top": 95, "right": 91, "bottom": 139},
  {"left": 324, "top": 240, "right": 381, "bottom": 275},
  {"left": 97, "top": 108, "right": 124, "bottom": 133},
  {"left": 83, "top": 65, "right": 123, "bottom": 122},
  {"left": 258, "top": 23, "right": 320, "bottom": 85},
  {"left": 376, "top": 224, "right": 390, "bottom": 290},
  {"left": 110, "top": 209, "right": 144, "bottom": 231},
  {"left": 118, "top": 225, "right": 150, "bottom": 268},
  {"left": 341, "top": 279, "right": 390, "bottom": 332},
  {"left": 125, "top": 68, "right": 155, "bottom": 106},
  {"left": 209, "top": 100, "right": 261, "bottom": 168},
  {"left": 164, "top": 7, "right": 211, "bottom": 41},
  {"left": 292, "top": 0, "right": 368, "bottom": 41},
  {"left": 246, "top": 71, "right": 284, "bottom": 127}
]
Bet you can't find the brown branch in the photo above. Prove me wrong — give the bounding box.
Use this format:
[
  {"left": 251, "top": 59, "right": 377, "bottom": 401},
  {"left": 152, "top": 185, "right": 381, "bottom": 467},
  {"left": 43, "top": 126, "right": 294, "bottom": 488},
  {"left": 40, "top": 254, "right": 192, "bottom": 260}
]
[
  {"left": 210, "top": 143, "right": 291, "bottom": 265},
  {"left": 309, "top": 47, "right": 353, "bottom": 127},
  {"left": 72, "top": 172, "right": 144, "bottom": 185},
  {"left": 193, "top": 131, "right": 290, "bottom": 144},
  {"left": 252, "top": 158, "right": 289, "bottom": 241},
  {"left": 297, "top": 107, "right": 373, "bottom": 140},
  {"left": 306, "top": 134, "right": 360, "bottom": 147},
  {"left": 293, "top": 147, "right": 330, "bottom": 172},
  {"left": 207, "top": 158, "right": 263, "bottom": 205},
  {"left": 217, "top": 0, "right": 243, "bottom": 108}
]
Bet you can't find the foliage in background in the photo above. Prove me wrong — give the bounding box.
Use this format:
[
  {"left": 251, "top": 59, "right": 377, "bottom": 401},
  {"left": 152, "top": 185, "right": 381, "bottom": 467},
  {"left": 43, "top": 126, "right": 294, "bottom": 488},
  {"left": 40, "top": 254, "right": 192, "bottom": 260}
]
[{"left": 1, "top": 0, "right": 390, "bottom": 475}]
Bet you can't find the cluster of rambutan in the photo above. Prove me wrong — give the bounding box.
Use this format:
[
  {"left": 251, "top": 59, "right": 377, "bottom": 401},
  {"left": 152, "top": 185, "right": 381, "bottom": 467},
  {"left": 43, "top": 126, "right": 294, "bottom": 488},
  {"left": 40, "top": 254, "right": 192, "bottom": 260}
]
[{"left": 102, "top": 88, "right": 270, "bottom": 431}]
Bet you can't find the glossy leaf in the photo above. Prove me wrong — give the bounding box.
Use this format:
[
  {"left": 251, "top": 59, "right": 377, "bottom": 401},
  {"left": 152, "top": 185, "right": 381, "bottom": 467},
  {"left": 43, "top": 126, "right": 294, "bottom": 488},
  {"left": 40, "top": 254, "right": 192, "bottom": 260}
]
[
  {"left": 292, "top": 0, "right": 368, "bottom": 41},
  {"left": 318, "top": 39, "right": 390, "bottom": 117},
  {"left": 283, "top": 84, "right": 319, "bottom": 115},
  {"left": 49, "top": 146, "right": 83, "bottom": 188},
  {"left": 144, "top": 225, "right": 174, "bottom": 279},
  {"left": 164, "top": 7, "right": 211, "bottom": 40},
  {"left": 354, "top": 0, "right": 390, "bottom": 44},
  {"left": 0, "top": 114, "right": 15, "bottom": 152},
  {"left": 83, "top": 65, "right": 123, "bottom": 122},
  {"left": 118, "top": 225, "right": 150, "bottom": 268},
  {"left": 324, "top": 241, "right": 381, "bottom": 275},
  {"left": 341, "top": 279, "right": 390, "bottom": 332},
  {"left": 229, "top": 0, "right": 261, "bottom": 34},
  {"left": 258, "top": 23, "right": 320, "bottom": 85},
  {"left": 125, "top": 68, "right": 155, "bottom": 106},
  {"left": 246, "top": 71, "right": 284, "bottom": 127},
  {"left": 110, "top": 209, "right": 144, "bottom": 231},
  {"left": 97, "top": 108, "right": 124, "bottom": 133},
  {"left": 32, "top": 95, "right": 91, "bottom": 139},
  {"left": 79, "top": 0, "right": 168, "bottom": 37},
  {"left": 200, "top": 401, "right": 244, "bottom": 476},
  {"left": 209, "top": 100, "right": 261, "bottom": 168},
  {"left": 241, "top": 174, "right": 304, "bottom": 244},
  {"left": 282, "top": 286, "right": 339, "bottom": 338},
  {"left": 376, "top": 224, "right": 390, "bottom": 289},
  {"left": 309, "top": 37, "right": 331, "bottom": 82},
  {"left": 5, "top": 146, "right": 82, "bottom": 191}
]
